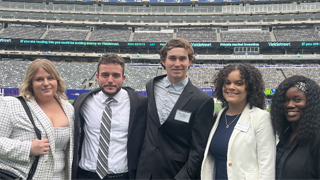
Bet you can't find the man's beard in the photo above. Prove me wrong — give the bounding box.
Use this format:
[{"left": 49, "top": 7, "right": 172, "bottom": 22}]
[{"left": 100, "top": 85, "right": 121, "bottom": 97}]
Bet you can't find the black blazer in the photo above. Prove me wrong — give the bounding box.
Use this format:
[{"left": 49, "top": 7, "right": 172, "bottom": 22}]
[
  {"left": 136, "top": 75, "right": 215, "bottom": 180},
  {"left": 72, "top": 87, "right": 147, "bottom": 179},
  {"left": 276, "top": 130, "right": 320, "bottom": 179}
]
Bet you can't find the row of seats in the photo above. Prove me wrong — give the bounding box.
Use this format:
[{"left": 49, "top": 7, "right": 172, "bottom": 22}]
[
  {"left": 2, "top": 61, "right": 320, "bottom": 90},
  {"left": 1, "top": 26, "right": 319, "bottom": 42},
  {"left": 273, "top": 28, "right": 320, "bottom": 41},
  {"left": 177, "top": 30, "right": 217, "bottom": 42},
  {"left": 3, "top": 15, "right": 319, "bottom": 24},
  {"left": 0, "top": 61, "right": 96, "bottom": 90},
  {"left": 132, "top": 32, "right": 173, "bottom": 42},
  {"left": 90, "top": 29, "right": 131, "bottom": 42},
  {"left": 1, "top": 1, "right": 320, "bottom": 14},
  {"left": 0, "top": 26, "right": 46, "bottom": 39},
  {"left": 220, "top": 31, "right": 271, "bottom": 42},
  {"left": 44, "top": 30, "right": 89, "bottom": 41}
]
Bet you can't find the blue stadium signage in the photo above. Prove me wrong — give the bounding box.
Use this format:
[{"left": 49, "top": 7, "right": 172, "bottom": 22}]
[
  {"left": 301, "top": 42, "right": 320, "bottom": 47},
  {"left": 127, "top": 43, "right": 146, "bottom": 46},
  {"left": 0, "top": 38, "right": 11, "bottom": 43},
  {"left": 267, "top": 42, "right": 291, "bottom": 47},
  {"left": 191, "top": 43, "right": 212, "bottom": 47},
  {"left": 18, "top": 39, "right": 120, "bottom": 46},
  {"left": 1, "top": 39, "right": 317, "bottom": 49},
  {"left": 220, "top": 43, "right": 259, "bottom": 47}
]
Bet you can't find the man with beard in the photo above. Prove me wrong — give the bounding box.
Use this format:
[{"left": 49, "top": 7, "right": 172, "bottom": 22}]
[{"left": 72, "top": 53, "right": 147, "bottom": 180}]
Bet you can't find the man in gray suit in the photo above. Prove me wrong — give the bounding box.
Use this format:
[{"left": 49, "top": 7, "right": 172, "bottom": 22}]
[{"left": 136, "top": 38, "right": 215, "bottom": 179}]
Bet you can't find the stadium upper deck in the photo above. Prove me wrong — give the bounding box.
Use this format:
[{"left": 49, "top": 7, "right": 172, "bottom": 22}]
[
  {"left": 1, "top": 0, "right": 320, "bottom": 26},
  {"left": 0, "top": 0, "right": 320, "bottom": 63}
]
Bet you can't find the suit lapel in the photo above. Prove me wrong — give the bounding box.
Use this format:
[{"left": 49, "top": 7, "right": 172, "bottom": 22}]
[
  {"left": 127, "top": 89, "right": 137, "bottom": 136},
  {"left": 164, "top": 80, "right": 194, "bottom": 123},
  {"left": 228, "top": 103, "right": 251, "bottom": 153},
  {"left": 148, "top": 76, "right": 194, "bottom": 125},
  {"left": 27, "top": 97, "right": 56, "bottom": 161},
  {"left": 147, "top": 76, "right": 162, "bottom": 127},
  {"left": 75, "top": 89, "right": 101, "bottom": 119}
]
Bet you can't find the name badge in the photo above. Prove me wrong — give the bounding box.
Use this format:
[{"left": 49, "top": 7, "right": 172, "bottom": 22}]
[
  {"left": 174, "top": 109, "right": 192, "bottom": 123},
  {"left": 235, "top": 122, "right": 250, "bottom": 133}
]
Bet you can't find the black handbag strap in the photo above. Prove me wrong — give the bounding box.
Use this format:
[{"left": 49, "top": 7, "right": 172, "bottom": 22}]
[
  {"left": 16, "top": 96, "right": 41, "bottom": 179},
  {"left": 16, "top": 96, "right": 41, "bottom": 140}
]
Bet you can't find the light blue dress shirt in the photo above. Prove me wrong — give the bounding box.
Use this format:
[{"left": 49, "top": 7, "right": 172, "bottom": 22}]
[{"left": 154, "top": 76, "right": 189, "bottom": 124}]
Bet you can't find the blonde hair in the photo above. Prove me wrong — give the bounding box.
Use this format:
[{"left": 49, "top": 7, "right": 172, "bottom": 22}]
[{"left": 19, "top": 59, "right": 67, "bottom": 100}]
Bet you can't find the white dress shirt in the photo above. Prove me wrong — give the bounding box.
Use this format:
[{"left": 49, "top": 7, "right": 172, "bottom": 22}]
[
  {"left": 79, "top": 89, "right": 130, "bottom": 174},
  {"left": 154, "top": 76, "right": 188, "bottom": 124}
]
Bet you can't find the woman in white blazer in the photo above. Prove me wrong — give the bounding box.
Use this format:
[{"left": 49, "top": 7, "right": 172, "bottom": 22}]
[
  {"left": 201, "top": 64, "right": 276, "bottom": 180},
  {"left": 0, "top": 59, "right": 74, "bottom": 179}
]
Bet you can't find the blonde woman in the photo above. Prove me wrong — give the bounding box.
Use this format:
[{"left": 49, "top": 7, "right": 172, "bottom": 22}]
[{"left": 0, "top": 59, "right": 74, "bottom": 179}]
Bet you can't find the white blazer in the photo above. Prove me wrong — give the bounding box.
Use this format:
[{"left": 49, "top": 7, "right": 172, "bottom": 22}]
[
  {"left": 201, "top": 103, "right": 276, "bottom": 180},
  {"left": 0, "top": 96, "right": 74, "bottom": 180}
]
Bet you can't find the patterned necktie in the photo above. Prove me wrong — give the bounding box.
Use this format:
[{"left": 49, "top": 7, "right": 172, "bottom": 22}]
[{"left": 97, "top": 98, "right": 114, "bottom": 179}]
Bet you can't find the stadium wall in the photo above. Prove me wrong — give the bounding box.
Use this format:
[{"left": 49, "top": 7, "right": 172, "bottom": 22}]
[
  {"left": 1, "top": 87, "right": 275, "bottom": 99},
  {"left": 0, "top": 88, "right": 149, "bottom": 99}
]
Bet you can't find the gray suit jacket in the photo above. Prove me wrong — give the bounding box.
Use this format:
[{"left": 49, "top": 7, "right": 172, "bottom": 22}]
[{"left": 0, "top": 96, "right": 74, "bottom": 180}]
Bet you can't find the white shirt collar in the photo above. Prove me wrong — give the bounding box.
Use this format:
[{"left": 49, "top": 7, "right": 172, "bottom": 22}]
[
  {"left": 163, "top": 76, "right": 189, "bottom": 91},
  {"left": 97, "top": 89, "right": 125, "bottom": 104}
]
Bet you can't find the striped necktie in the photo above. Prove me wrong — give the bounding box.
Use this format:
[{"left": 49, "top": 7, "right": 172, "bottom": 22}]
[{"left": 97, "top": 97, "right": 114, "bottom": 179}]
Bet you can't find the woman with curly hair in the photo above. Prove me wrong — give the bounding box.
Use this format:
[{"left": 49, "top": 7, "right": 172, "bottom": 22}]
[
  {"left": 201, "top": 64, "right": 276, "bottom": 180},
  {"left": 271, "top": 75, "right": 320, "bottom": 179}
]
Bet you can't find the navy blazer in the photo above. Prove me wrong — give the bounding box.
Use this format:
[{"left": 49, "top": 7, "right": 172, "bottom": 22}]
[
  {"left": 136, "top": 75, "right": 215, "bottom": 180},
  {"left": 72, "top": 87, "right": 147, "bottom": 179}
]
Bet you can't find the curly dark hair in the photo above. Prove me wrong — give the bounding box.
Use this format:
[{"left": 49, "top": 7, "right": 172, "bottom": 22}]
[
  {"left": 213, "top": 64, "right": 265, "bottom": 109},
  {"left": 271, "top": 75, "right": 320, "bottom": 145}
]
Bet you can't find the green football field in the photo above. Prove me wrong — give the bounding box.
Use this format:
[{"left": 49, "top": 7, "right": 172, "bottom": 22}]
[{"left": 214, "top": 103, "right": 222, "bottom": 112}]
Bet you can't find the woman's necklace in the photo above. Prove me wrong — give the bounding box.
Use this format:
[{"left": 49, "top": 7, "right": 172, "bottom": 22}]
[{"left": 225, "top": 112, "right": 241, "bottom": 128}]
